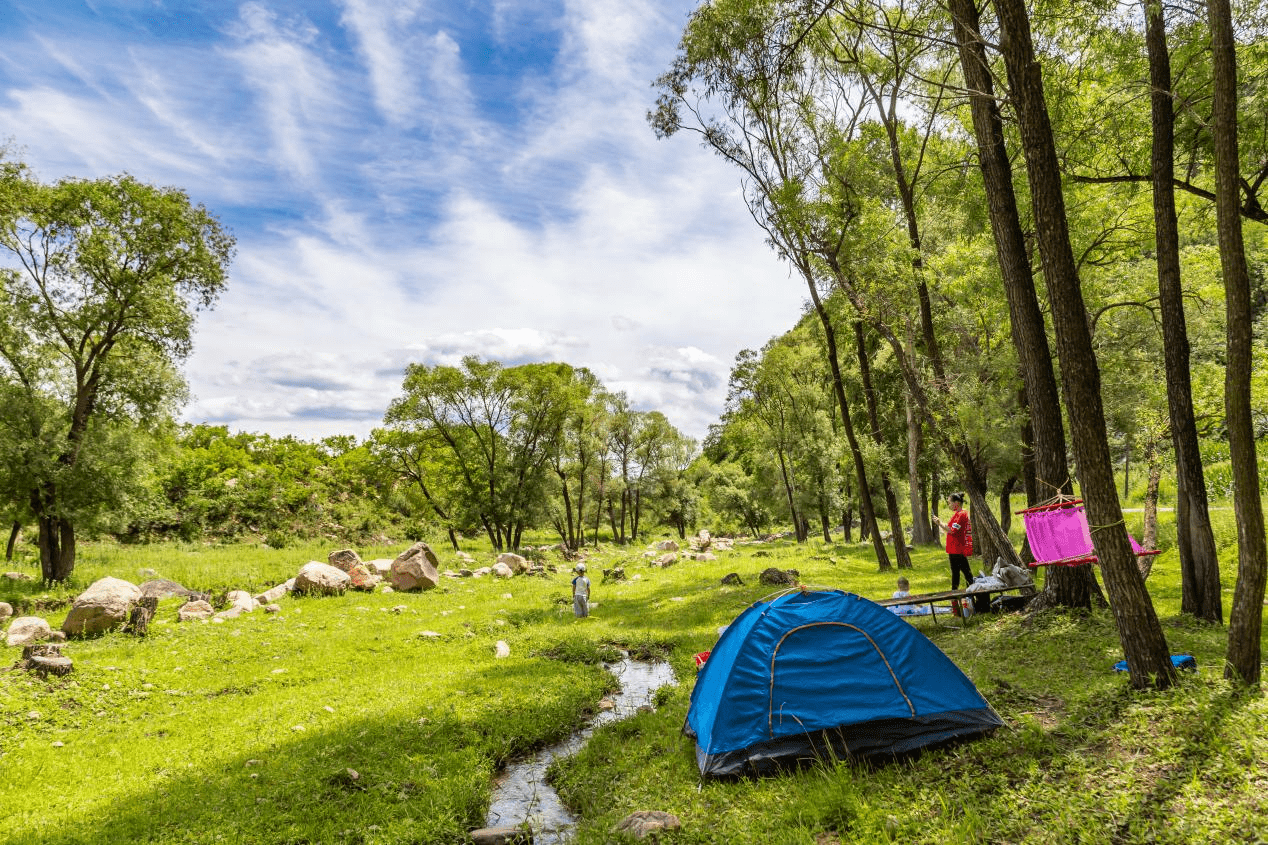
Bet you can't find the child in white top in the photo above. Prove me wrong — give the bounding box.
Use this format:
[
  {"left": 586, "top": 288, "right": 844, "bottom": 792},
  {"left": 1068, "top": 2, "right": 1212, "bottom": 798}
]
[{"left": 571, "top": 563, "right": 591, "bottom": 618}]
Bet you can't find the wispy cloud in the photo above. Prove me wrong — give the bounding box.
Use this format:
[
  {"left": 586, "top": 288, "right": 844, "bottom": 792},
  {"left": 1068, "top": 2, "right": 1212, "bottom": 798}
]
[{"left": 1, "top": 0, "right": 805, "bottom": 443}]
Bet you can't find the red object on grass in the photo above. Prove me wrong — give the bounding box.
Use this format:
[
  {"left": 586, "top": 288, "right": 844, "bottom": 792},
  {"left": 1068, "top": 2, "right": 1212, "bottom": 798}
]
[{"left": 694, "top": 651, "right": 711, "bottom": 670}]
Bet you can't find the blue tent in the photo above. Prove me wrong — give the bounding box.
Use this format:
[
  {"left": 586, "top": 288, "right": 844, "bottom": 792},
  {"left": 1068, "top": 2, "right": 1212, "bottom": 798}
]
[{"left": 685, "top": 589, "right": 1003, "bottom": 776}]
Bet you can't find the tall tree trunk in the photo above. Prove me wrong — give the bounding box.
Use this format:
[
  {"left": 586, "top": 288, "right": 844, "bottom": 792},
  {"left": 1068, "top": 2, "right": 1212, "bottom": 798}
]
[
  {"left": 6, "top": 521, "right": 19, "bottom": 562},
  {"left": 949, "top": 0, "right": 1105, "bottom": 610},
  {"left": 1141, "top": 436, "right": 1163, "bottom": 580},
  {"left": 1208, "top": 0, "right": 1267, "bottom": 686},
  {"left": 37, "top": 515, "right": 76, "bottom": 583},
  {"left": 1144, "top": 0, "right": 1223, "bottom": 622},
  {"left": 776, "top": 447, "right": 804, "bottom": 542},
  {"left": 854, "top": 322, "right": 912, "bottom": 568},
  {"left": 805, "top": 278, "right": 892, "bottom": 569},
  {"left": 907, "top": 381, "right": 934, "bottom": 544},
  {"left": 995, "top": 0, "right": 1174, "bottom": 689}
]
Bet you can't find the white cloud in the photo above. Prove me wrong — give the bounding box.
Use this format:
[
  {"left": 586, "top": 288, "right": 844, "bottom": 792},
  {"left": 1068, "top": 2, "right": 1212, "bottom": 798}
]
[
  {"left": 2, "top": 0, "right": 806, "bottom": 444},
  {"left": 337, "top": 0, "right": 423, "bottom": 126},
  {"left": 223, "top": 3, "right": 341, "bottom": 182}
]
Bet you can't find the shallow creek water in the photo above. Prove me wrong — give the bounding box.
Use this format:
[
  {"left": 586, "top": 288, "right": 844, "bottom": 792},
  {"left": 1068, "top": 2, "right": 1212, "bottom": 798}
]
[{"left": 483, "top": 657, "right": 678, "bottom": 844}]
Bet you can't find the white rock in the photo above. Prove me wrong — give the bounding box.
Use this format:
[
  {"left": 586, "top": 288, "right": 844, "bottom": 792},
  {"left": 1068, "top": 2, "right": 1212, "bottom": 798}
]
[
  {"left": 494, "top": 640, "right": 511, "bottom": 659},
  {"left": 6, "top": 616, "right": 52, "bottom": 647},
  {"left": 491, "top": 562, "right": 514, "bottom": 579},
  {"left": 62, "top": 577, "right": 141, "bottom": 636},
  {"left": 495, "top": 553, "right": 528, "bottom": 574},
  {"left": 177, "top": 600, "right": 214, "bottom": 622},
  {"left": 294, "top": 562, "right": 351, "bottom": 596}
]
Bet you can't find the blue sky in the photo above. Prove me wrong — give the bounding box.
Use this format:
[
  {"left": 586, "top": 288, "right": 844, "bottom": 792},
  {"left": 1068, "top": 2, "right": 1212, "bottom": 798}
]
[{"left": 0, "top": 0, "right": 803, "bottom": 442}]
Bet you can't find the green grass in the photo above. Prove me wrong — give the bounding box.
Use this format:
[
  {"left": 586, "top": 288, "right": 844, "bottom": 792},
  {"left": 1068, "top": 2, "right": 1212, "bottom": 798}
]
[{"left": 2, "top": 532, "right": 1266, "bottom": 844}]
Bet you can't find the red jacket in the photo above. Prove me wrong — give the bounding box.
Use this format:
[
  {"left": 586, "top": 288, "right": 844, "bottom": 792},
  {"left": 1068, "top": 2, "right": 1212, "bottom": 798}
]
[{"left": 945, "top": 509, "right": 972, "bottom": 556}]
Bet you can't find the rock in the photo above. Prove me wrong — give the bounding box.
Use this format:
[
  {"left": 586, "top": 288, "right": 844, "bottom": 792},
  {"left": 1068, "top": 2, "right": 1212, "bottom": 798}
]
[
  {"left": 758, "top": 567, "right": 799, "bottom": 586},
  {"left": 390, "top": 605, "right": 408, "bottom": 614},
  {"left": 692, "top": 553, "right": 717, "bottom": 562},
  {"left": 654, "top": 553, "right": 677, "bottom": 568},
  {"left": 655, "top": 540, "right": 679, "bottom": 552},
  {"left": 721, "top": 572, "right": 744, "bottom": 586},
  {"left": 496, "top": 553, "right": 528, "bottom": 574},
  {"left": 263, "top": 604, "right": 281, "bottom": 614},
  {"left": 62, "top": 577, "right": 142, "bottom": 637},
  {"left": 712, "top": 538, "right": 734, "bottom": 551},
  {"left": 226, "top": 590, "right": 258, "bottom": 613},
  {"left": 417, "top": 630, "right": 442, "bottom": 638},
  {"left": 491, "top": 562, "right": 514, "bottom": 579},
  {"left": 138, "top": 579, "right": 195, "bottom": 600},
  {"left": 0, "top": 601, "right": 12, "bottom": 621},
  {"left": 603, "top": 567, "right": 627, "bottom": 583},
  {"left": 390, "top": 542, "right": 440, "bottom": 592},
  {"left": 365, "top": 558, "right": 393, "bottom": 576},
  {"left": 494, "top": 640, "right": 510, "bottom": 659},
  {"left": 254, "top": 580, "right": 292, "bottom": 604},
  {"left": 328, "top": 549, "right": 379, "bottom": 591},
  {"left": 3, "top": 571, "right": 33, "bottom": 582},
  {"left": 48, "top": 630, "right": 66, "bottom": 643},
  {"left": 294, "top": 562, "right": 351, "bottom": 596},
  {"left": 455, "top": 551, "right": 474, "bottom": 563},
  {"left": 469, "top": 827, "right": 530, "bottom": 845},
  {"left": 6, "top": 616, "right": 52, "bottom": 647},
  {"left": 328, "top": 549, "right": 363, "bottom": 570},
  {"left": 177, "top": 600, "right": 214, "bottom": 621},
  {"left": 472, "top": 567, "right": 492, "bottom": 577},
  {"left": 614, "top": 810, "right": 682, "bottom": 839}
]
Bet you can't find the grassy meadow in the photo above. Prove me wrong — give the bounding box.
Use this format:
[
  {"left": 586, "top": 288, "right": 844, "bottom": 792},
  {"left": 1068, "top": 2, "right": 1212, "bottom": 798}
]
[{"left": 1, "top": 526, "right": 1266, "bottom": 845}]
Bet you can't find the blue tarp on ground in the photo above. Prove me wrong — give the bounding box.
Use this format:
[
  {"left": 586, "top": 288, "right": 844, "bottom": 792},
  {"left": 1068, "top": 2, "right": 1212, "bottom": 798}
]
[{"left": 684, "top": 589, "right": 1004, "bottom": 777}]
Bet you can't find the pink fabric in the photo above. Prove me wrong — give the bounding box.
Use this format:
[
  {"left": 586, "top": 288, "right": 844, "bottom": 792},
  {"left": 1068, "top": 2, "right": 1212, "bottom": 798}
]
[{"left": 1024, "top": 506, "right": 1095, "bottom": 563}]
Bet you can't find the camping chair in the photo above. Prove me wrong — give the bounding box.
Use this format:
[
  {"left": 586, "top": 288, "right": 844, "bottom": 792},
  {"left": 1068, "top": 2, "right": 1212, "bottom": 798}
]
[{"left": 1018, "top": 499, "right": 1161, "bottom": 569}]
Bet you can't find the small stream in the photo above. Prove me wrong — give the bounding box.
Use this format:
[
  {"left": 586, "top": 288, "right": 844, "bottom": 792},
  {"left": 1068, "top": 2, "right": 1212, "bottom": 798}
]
[{"left": 483, "top": 656, "right": 678, "bottom": 844}]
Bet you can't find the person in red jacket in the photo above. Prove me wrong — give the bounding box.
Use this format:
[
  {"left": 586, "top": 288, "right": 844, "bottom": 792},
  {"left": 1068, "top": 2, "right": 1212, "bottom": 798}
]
[{"left": 933, "top": 493, "right": 974, "bottom": 590}]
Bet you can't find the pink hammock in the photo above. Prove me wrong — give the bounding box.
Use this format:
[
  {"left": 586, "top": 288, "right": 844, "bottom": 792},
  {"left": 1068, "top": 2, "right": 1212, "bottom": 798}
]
[{"left": 1020, "top": 500, "right": 1160, "bottom": 568}]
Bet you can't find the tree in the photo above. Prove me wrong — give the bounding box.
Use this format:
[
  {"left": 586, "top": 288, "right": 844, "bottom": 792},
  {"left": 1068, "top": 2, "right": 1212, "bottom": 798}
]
[
  {"left": 1207, "top": 0, "right": 1268, "bottom": 686},
  {"left": 0, "top": 165, "right": 233, "bottom": 582},
  {"left": 993, "top": 0, "right": 1175, "bottom": 689}
]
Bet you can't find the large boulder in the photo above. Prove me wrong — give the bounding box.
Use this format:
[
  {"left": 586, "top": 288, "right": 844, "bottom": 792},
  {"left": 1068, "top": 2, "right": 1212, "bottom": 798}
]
[
  {"left": 328, "top": 549, "right": 380, "bottom": 591},
  {"left": 294, "top": 562, "right": 352, "bottom": 596},
  {"left": 491, "top": 562, "right": 514, "bottom": 579},
  {"left": 0, "top": 601, "right": 12, "bottom": 621},
  {"left": 496, "top": 553, "right": 528, "bottom": 574},
  {"left": 390, "top": 543, "right": 440, "bottom": 592},
  {"left": 6, "top": 616, "right": 52, "bottom": 647},
  {"left": 62, "top": 577, "right": 141, "bottom": 636}
]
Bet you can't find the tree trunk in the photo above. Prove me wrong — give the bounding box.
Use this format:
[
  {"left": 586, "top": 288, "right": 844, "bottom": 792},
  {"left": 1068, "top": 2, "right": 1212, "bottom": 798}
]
[
  {"left": 805, "top": 279, "right": 891, "bottom": 569},
  {"left": 854, "top": 322, "right": 912, "bottom": 568},
  {"left": 1207, "top": 0, "right": 1267, "bottom": 686},
  {"left": 6, "top": 521, "right": 18, "bottom": 562},
  {"left": 949, "top": 0, "right": 1097, "bottom": 610},
  {"left": 37, "top": 513, "right": 77, "bottom": 583},
  {"left": 996, "top": 0, "right": 1174, "bottom": 689},
  {"left": 907, "top": 392, "right": 934, "bottom": 544},
  {"left": 1141, "top": 437, "right": 1162, "bottom": 580},
  {"left": 1144, "top": 0, "right": 1223, "bottom": 623}
]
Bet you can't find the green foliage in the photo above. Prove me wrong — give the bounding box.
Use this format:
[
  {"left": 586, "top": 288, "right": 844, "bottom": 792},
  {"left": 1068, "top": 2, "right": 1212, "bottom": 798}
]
[{"left": 0, "top": 161, "right": 234, "bottom": 579}]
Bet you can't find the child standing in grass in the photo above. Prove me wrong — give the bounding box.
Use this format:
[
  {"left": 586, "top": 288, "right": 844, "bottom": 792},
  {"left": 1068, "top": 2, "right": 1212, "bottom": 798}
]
[{"left": 571, "top": 563, "right": 591, "bottom": 618}]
